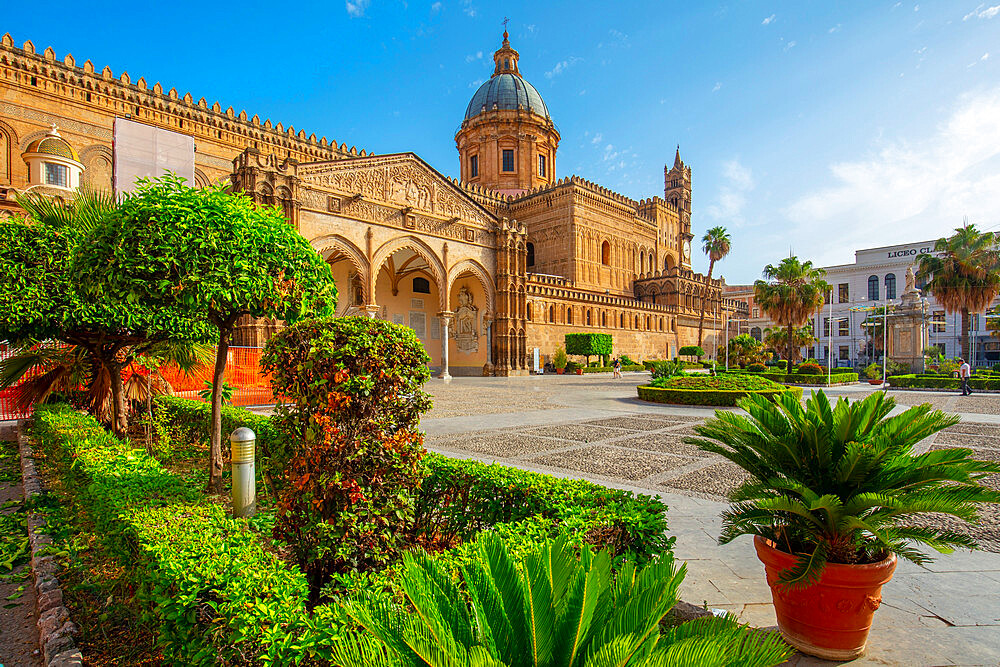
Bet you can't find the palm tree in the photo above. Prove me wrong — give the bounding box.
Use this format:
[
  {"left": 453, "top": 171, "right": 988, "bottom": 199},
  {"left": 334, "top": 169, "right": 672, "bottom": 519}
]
[
  {"left": 697, "top": 226, "right": 732, "bottom": 347},
  {"left": 763, "top": 325, "right": 817, "bottom": 364},
  {"left": 754, "top": 257, "right": 829, "bottom": 368},
  {"left": 331, "top": 531, "right": 792, "bottom": 667},
  {"left": 917, "top": 223, "right": 1000, "bottom": 360}
]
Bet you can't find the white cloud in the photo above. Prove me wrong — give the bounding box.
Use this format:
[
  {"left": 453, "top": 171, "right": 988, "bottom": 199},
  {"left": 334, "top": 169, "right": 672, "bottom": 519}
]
[
  {"left": 545, "top": 56, "right": 581, "bottom": 79},
  {"left": 462, "top": 0, "right": 475, "bottom": 17},
  {"left": 762, "top": 14, "right": 776, "bottom": 25},
  {"left": 707, "top": 159, "right": 755, "bottom": 226},
  {"left": 784, "top": 40, "right": 797, "bottom": 51},
  {"left": 783, "top": 88, "right": 1000, "bottom": 266},
  {"left": 712, "top": 82, "right": 722, "bottom": 92},
  {"left": 346, "top": 0, "right": 370, "bottom": 17},
  {"left": 591, "top": 133, "right": 603, "bottom": 145},
  {"left": 465, "top": 51, "right": 483, "bottom": 62},
  {"left": 828, "top": 23, "right": 842, "bottom": 33},
  {"left": 430, "top": 1, "right": 441, "bottom": 12},
  {"left": 964, "top": 3, "right": 1000, "bottom": 20},
  {"left": 983, "top": 52, "right": 991, "bottom": 60}
]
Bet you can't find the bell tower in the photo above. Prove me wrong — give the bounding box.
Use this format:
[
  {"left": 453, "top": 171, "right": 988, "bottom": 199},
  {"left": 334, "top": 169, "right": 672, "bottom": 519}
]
[{"left": 665, "top": 146, "right": 693, "bottom": 269}]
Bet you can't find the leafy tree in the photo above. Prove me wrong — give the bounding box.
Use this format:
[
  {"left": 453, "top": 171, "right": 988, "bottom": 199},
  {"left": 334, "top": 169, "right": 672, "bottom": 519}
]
[
  {"left": 688, "top": 391, "right": 1000, "bottom": 587},
  {"left": 697, "top": 226, "right": 732, "bottom": 347},
  {"left": 0, "top": 192, "right": 209, "bottom": 434},
  {"left": 917, "top": 223, "right": 1000, "bottom": 360},
  {"left": 678, "top": 345, "right": 704, "bottom": 360},
  {"left": 74, "top": 174, "right": 337, "bottom": 493},
  {"left": 564, "top": 333, "right": 612, "bottom": 367},
  {"left": 754, "top": 257, "right": 829, "bottom": 370},
  {"left": 762, "top": 324, "right": 816, "bottom": 364},
  {"left": 331, "top": 531, "right": 792, "bottom": 667}
]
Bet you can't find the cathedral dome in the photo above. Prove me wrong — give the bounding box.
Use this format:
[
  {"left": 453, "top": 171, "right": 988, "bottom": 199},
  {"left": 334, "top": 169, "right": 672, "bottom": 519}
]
[{"left": 464, "top": 73, "right": 550, "bottom": 121}]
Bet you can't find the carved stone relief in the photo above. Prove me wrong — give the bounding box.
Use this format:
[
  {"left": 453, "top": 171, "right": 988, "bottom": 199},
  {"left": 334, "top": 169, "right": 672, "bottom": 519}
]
[{"left": 453, "top": 285, "right": 480, "bottom": 354}]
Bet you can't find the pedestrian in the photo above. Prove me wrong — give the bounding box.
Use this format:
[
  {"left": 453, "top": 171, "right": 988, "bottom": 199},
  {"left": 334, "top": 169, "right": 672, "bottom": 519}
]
[
  {"left": 958, "top": 358, "right": 972, "bottom": 396},
  {"left": 613, "top": 357, "right": 622, "bottom": 379}
]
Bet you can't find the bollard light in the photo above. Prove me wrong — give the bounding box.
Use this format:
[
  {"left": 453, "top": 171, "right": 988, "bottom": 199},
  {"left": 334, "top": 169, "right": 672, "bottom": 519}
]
[{"left": 230, "top": 427, "right": 256, "bottom": 518}]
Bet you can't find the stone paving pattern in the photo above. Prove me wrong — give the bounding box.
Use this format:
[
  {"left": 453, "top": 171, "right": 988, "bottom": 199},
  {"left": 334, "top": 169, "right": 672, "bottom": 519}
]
[{"left": 420, "top": 373, "right": 1000, "bottom": 666}]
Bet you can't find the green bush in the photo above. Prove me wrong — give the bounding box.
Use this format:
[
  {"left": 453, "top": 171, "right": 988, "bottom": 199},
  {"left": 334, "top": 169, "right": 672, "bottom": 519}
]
[
  {"left": 889, "top": 374, "right": 1000, "bottom": 390},
  {"left": 565, "top": 360, "right": 581, "bottom": 372},
  {"left": 552, "top": 346, "right": 568, "bottom": 370},
  {"left": 261, "top": 317, "right": 432, "bottom": 594},
  {"left": 678, "top": 345, "right": 704, "bottom": 359},
  {"left": 796, "top": 362, "right": 823, "bottom": 375},
  {"left": 30, "top": 404, "right": 337, "bottom": 665},
  {"left": 747, "top": 363, "right": 767, "bottom": 373},
  {"left": 649, "top": 359, "right": 685, "bottom": 380},
  {"left": 620, "top": 354, "right": 638, "bottom": 366},
  {"left": 564, "top": 332, "right": 613, "bottom": 366}
]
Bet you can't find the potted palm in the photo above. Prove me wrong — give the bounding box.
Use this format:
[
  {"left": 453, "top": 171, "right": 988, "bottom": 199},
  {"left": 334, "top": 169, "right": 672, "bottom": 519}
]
[
  {"left": 553, "top": 346, "right": 568, "bottom": 374},
  {"left": 864, "top": 362, "right": 884, "bottom": 385},
  {"left": 688, "top": 391, "right": 1000, "bottom": 660}
]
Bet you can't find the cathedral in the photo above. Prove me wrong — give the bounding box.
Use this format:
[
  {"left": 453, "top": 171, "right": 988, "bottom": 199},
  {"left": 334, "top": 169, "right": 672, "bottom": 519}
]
[{"left": 0, "top": 30, "right": 737, "bottom": 376}]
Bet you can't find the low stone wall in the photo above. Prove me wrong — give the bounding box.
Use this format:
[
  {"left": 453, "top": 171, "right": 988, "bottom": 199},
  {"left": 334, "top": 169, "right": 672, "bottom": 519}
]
[{"left": 18, "top": 425, "right": 83, "bottom": 666}]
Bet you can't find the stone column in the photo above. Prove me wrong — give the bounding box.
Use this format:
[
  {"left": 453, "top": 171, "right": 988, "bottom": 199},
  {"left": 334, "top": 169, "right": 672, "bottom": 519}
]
[
  {"left": 361, "top": 304, "right": 380, "bottom": 319},
  {"left": 482, "top": 318, "right": 495, "bottom": 376},
  {"left": 438, "top": 312, "right": 454, "bottom": 381}
]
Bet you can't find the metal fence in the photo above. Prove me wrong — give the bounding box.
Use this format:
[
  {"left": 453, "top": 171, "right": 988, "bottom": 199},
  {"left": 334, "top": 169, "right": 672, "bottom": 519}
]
[{"left": 0, "top": 345, "right": 274, "bottom": 422}]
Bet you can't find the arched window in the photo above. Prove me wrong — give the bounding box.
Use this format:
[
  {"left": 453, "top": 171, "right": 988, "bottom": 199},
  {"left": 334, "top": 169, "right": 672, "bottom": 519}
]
[
  {"left": 620, "top": 313, "right": 625, "bottom": 328},
  {"left": 413, "top": 277, "right": 431, "bottom": 294},
  {"left": 664, "top": 255, "right": 675, "bottom": 272},
  {"left": 567, "top": 308, "right": 573, "bottom": 325},
  {"left": 648, "top": 255, "right": 655, "bottom": 274},
  {"left": 602, "top": 311, "right": 607, "bottom": 327},
  {"left": 586, "top": 310, "right": 592, "bottom": 325},
  {"left": 635, "top": 315, "right": 640, "bottom": 329},
  {"left": 751, "top": 327, "right": 762, "bottom": 341},
  {"left": 601, "top": 240, "right": 611, "bottom": 265},
  {"left": 867, "top": 275, "right": 879, "bottom": 301},
  {"left": 549, "top": 305, "right": 555, "bottom": 323},
  {"left": 646, "top": 315, "right": 651, "bottom": 329},
  {"left": 659, "top": 317, "right": 664, "bottom": 331},
  {"left": 885, "top": 273, "right": 896, "bottom": 300},
  {"left": 526, "top": 242, "right": 535, "bottom": 267},
  {"left": 638, "top": 251, "right": 645, "bottom": 273},
  {"left": 527, "top": 303, "right": 533, "bottom": 321}
]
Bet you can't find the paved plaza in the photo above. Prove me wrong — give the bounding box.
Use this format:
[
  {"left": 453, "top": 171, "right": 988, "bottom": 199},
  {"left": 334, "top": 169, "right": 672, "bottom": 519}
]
[{"left": 420, "top": 373, "right": 1000, "bottom": 667}]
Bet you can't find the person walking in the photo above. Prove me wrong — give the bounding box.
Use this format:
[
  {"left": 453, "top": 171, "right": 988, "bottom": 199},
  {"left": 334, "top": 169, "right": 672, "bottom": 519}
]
[
  {"left": 613, "top": 357, "right": 622, "bottom": 379},
  {"left": 958, "top": 358, "right": 972, "bottom": 396}
]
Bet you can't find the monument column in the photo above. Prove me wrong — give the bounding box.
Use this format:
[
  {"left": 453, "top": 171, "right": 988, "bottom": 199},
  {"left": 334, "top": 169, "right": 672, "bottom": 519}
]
[
  {"left": 438, "top": 312, "right": 454, "bottom": 380},
  {"left": 890, "top": 266, "right": 928, "bottom": 373},
  {"left": 482, "top": 315, "right": 495, "bottom": 376}
]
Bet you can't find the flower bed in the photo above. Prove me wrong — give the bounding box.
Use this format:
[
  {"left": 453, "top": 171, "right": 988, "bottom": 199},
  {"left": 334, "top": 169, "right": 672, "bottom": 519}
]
[
  {"left": 723, "top": 370, "right": 859, "bottom": 385},
  {"left": 33, "top": 402, "right": 672, "bottom": 664},
  {"left": 638, "top": 375, "right": 803, "bottom": 406},
  {"left": 580, "top": 364, "right": 646, "bottom": 373}
]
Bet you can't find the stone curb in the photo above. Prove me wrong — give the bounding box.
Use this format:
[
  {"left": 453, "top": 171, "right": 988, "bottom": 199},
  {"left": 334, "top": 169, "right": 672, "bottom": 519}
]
[{"left": 17, "top": 422, "right": 83, "bottom": 666}]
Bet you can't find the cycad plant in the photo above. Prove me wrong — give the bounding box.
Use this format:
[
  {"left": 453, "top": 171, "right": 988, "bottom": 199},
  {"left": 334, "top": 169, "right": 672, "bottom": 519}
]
[
  {"left": 331, "top": 532, "right": 792, "bottom": 667},
  {"left": 688, "top": 391, "right": 1000, "bottom": 587}
]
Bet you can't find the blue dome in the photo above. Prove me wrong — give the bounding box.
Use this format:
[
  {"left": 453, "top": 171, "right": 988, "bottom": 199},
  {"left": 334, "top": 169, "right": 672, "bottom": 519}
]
[{"left": 464, "top": 74, "right": 550, "bottom": 121}]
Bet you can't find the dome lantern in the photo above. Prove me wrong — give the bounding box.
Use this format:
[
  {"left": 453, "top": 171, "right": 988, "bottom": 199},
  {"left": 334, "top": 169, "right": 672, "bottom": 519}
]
[{"left": 21, "top": 124, "right": 84, "bottom": 191}]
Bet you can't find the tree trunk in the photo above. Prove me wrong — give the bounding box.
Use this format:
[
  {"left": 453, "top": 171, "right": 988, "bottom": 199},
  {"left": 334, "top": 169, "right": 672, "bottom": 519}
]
[
  {"left": 108, "top": 361, "right": 127, "bottom": 438},
  {"left": 208, "top": 325, "right": 231, "bottom": 495},
  {"left": 696, "top": 260, "right": 716, "bottom": 347},
  {"left": 960, "top": 309, "right": 970, "bottom": 361},
  {"left": 787, "top": 323, "right": 795, "bottom": 371}
]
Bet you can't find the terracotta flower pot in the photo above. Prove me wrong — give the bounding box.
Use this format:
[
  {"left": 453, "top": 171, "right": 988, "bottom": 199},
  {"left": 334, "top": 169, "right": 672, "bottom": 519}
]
[
  {"left": 575, "top": 368, "right": 583, "bottom": 375},
  {"left": 754, "top": 536, "right": 897, "bottom": 661},
  {"left": 556, "top": 368, "right": 565, "bottom": 374},
  {"left": 868, "top": 379, "right": 884, "bottom": 385}
]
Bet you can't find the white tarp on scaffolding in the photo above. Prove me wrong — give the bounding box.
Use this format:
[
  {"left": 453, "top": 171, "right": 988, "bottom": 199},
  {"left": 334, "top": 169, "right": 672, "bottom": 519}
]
[{"left": 113, "top": 118, "right": 195, "bottom": 194}]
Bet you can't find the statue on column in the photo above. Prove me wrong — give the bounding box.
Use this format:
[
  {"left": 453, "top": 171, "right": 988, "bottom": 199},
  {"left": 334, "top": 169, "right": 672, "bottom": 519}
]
[{"left": 453, "top": 285, "right": 479, "bottom": 354}]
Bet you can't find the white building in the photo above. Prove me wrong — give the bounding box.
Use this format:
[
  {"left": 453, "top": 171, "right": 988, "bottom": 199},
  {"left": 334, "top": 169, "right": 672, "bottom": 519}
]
[{"left": 810, "top": 240, "right": 999, "bottom": 369}]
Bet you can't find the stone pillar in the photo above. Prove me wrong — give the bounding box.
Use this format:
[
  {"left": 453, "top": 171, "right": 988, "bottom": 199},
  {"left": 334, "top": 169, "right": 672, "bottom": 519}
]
[
  {"left": 361, "top": 304, "right": 380, "bottom": 319},
  {"left": 482, "top": 318, "right": 495, "bottom": 376},
  {"left": 890, "top": 267, "right": 928, "bottom": 373},
  {"left": 438, "top": 312, "right": 454, "bottom": 381}
]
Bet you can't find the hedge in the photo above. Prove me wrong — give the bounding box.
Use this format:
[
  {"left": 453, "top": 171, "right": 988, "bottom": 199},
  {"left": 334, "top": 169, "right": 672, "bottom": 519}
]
[
  {"left": 644, "top": 360, "right": 702, "bottom": 370},
  {"left": 581, "top": 365, "right": 646, "bottom": 373},
  {"left": 565, "top": 332, "right": 613, "bottom": 360},
  {"left": 725, "top": 370, "right": 859, "bottom": 385},
  {"left": 30, "top": 404, "right": 334, "bottom": 665},
  {"left": 33, "top": 402, "right": 674, "bottom": 663},
  {"left": 637, "top": 384, "right": 803, "bottom": 406},
  {"left": 888, "top": 374, "right": 1000, "bottom": 391}
]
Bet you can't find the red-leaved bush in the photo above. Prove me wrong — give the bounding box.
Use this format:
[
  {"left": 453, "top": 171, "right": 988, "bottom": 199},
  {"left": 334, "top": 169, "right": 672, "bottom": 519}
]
[{"left": 261, "top": 316, "right": 431, "bottom": 596}]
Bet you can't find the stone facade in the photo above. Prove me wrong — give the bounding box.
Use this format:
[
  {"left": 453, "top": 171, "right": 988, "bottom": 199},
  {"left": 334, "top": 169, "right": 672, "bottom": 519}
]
[{"left": 0, "top": 31, "right": 734, "bottom": 374}]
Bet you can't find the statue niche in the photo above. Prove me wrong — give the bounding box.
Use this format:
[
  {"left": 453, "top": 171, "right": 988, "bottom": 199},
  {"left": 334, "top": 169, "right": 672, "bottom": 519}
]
[{"left": 453, "top": 285, "right": 479, "bottom": 354}]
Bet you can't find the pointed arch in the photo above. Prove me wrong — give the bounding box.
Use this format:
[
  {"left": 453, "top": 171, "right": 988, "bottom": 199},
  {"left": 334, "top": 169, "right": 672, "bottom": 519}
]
[
  {"left": 447, "top": 258, "right": 496, "bottom": 314},
  {"left": 373, "top": 235, "right": 447, "bottom": 309}
]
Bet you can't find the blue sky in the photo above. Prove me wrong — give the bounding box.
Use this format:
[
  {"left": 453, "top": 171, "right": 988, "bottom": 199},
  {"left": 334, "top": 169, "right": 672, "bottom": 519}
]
[{"left": 5, "top": 1, "right": 999, "bottom": 282}]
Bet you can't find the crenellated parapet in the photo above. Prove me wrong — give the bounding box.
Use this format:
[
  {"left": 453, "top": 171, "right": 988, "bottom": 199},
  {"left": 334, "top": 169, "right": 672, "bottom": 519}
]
[{"left": 0, "top": 33, "right": 365, "bottom": 167}]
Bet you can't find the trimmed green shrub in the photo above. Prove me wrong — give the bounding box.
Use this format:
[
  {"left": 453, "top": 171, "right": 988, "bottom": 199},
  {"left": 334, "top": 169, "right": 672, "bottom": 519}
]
[
  {"left": 620, "top": 354, "right": 638, "bottom": 366},
  {"left": 552, "top": 346, "right": 568, "bottom": 370},
  {"left": 796, "top": 362, "right": 823, "bottom": 375},
  {"left": 678, "top": 345, "right": 704, "bottom": 359},
  {"left": 261, "top": 317, "right": 432, "bottom": 595},
  {"left": 747, "top": 363, "right": 767, "bottom": 373},
  {"left": 564, "top": 332, "right": 613, "bottom": 366},
  {"left": 565, "top": 360, "right": 581, "bottom": 372},
  {"left": 649, "top": 359, "right": 685, "bottom": 380},
  {"left": 889, "top": 374, "right": 1000, "bottom": 390}
]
